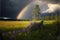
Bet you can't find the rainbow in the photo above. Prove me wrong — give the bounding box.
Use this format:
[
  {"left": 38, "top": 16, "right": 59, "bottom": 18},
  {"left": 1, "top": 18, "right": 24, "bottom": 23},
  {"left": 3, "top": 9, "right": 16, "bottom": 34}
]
[
  {"left": 16, "top": 4, "right": 30, "bottom": 19},
  {"left": 16, "top": 0, "right": 35, "bottom": 19}
]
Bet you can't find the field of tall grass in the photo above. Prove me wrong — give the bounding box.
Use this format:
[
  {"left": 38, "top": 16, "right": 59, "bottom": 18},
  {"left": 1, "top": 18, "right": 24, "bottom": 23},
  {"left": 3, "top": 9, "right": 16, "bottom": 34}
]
[
  {"left": 0, "top": 20, "right": 60, "bottom": 40},
  {"left": 0, "top": 20, "right": 55, "bottom": 31},
  {"left": 0, "top": 21, "right": 41, "bottom": 31}
]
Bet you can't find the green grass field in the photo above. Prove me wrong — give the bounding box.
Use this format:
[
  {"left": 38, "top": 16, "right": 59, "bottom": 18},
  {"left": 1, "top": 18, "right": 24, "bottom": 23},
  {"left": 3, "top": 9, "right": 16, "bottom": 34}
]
[
  {"left": 0, "top": 20, "right": 56, "bottom": 31},
  {"left": 0, "top": 20, "right": 60, "bottom": 40}
]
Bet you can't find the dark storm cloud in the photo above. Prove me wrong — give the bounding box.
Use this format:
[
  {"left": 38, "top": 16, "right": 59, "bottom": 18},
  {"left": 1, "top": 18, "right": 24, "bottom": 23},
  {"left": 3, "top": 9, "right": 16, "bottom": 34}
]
[
  {"left": 0, "top": 0, "right": 1, "bottom": 16},
  {"left": 40, "top": 0, "right": 60, "bottom": 4},
  {"left": 1, "top": 0, "right": 33, "bottom": 18}
]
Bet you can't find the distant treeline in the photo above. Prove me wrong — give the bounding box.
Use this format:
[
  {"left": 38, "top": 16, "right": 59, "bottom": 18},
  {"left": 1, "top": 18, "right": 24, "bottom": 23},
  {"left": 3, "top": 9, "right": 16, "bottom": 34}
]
[
  {"left": 41, "top": 13, "right": 60, "bottom": 20},
  {"left": 0, "top": 19, "right": 31, "bottom": 21}
]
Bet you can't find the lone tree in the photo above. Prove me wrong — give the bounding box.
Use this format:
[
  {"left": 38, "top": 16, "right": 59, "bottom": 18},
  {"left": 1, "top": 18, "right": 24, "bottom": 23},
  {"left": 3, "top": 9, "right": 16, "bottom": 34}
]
[{"left": 32, "top": 5, "right": 40, "bottom": 20}]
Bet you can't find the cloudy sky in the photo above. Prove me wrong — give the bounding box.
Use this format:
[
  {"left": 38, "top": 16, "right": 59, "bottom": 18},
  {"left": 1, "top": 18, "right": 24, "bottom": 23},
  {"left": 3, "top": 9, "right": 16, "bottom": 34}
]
[
  {"left": 0, "top": 0, "right": 33, "bottom": 19},
  {"left": 39, "top": 0, "right": 60, "bottom": 13},
  {"left": 0, "top": 0, "right": 60, "bottom": 19}
]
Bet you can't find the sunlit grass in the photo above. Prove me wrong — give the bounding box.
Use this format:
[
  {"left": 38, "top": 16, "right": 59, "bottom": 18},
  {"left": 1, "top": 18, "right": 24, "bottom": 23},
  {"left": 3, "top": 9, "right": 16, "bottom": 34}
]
[
  {"left": 0, "top": 20, "right": 56, "bottom": 31},
  {"left": 43, "top": 20, "right": 56, "bottom": 25},
  {"left": 0, "top": 20, "right": 59, "bottom": 40},
  {"left": 0, "top": 20, "right": 56, "bottom": 28},
  {"left": 0, "top": 20, "right": 55, "bottom": 27},
  {"left": 0, "top": 21, "right": 30, "bottom": 27},
  {"left": 0, "top": 21, "right": 31, "bottom": 31}
]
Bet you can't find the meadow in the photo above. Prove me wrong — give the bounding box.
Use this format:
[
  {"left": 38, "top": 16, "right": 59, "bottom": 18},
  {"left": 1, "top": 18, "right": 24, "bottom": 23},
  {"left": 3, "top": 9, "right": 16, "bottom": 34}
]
[
  {"left": 0, "top": 21, "right": 41, "bottom": 31},
  {"left": 0, "top": 20, "right": 60, "bottom": 40},
  {"left": 0, "top": 20, "right": 55, "bottom": 31}
]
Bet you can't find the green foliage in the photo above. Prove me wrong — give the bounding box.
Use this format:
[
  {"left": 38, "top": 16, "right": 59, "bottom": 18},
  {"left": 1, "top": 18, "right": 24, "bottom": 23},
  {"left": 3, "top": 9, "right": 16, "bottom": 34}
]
[
  {"left": 32, "top": 5, "right": 40, "bottom": 20},
  {"left": 43, "top": 13, "right": 60, "bottom": 20},
  {"left": 2, "top": 23, "right": 58, "bottom": 40},
  {"left": 1, "top": 21, "right": 60, "bottom": 40}
]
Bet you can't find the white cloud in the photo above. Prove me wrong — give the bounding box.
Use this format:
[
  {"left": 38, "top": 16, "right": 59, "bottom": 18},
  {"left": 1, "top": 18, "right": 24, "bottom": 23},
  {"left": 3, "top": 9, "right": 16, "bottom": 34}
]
[{"left": 42, "top": 4, "right": 60, "bottom": 13}]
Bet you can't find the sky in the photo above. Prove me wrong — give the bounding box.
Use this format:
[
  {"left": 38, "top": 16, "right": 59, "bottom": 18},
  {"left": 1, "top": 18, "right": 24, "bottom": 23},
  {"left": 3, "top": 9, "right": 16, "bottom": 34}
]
[
  {"left": 17, "top": 0, "right": 60, "bottom": 19},
  {"left": 0, "top": 0, "right": 60, "bottom": 19},
  {"left": 0, "top": 0, "right": 33, "bottom": 19},
  {"left": 40, "top": 0, "right": 60, "bottom": 13}
]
